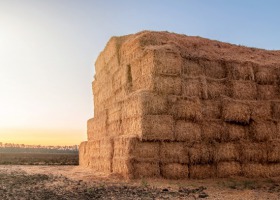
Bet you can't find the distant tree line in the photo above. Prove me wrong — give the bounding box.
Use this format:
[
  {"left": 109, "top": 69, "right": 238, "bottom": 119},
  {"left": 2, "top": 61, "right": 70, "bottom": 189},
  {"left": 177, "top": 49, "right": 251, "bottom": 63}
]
[{"left": 0, "top": 142, "right": 79, "bottom": 154}]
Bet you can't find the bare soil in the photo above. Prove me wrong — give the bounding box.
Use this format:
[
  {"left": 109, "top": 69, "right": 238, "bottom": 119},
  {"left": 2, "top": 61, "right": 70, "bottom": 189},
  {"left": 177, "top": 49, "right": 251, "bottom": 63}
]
[{"left": 0, "top": 165, "right": 280, "bottom": 199}]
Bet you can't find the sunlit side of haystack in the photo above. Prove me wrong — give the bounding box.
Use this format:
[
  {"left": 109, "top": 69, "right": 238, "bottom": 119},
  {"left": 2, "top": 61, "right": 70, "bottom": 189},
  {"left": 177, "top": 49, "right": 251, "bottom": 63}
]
[{"left": 80, "top": 31, "right": 280, "bottom": 179}]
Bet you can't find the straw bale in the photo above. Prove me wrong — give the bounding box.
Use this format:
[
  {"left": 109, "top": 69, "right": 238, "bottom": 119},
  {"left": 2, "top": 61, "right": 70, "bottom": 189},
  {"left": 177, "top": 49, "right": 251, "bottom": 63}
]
[
  {"left": 217, "top": 162, "right": 241, "bottom": 177},
  {"left": 121, "top": 117, "right": 142, "bottom": 136},
  {"left": 87, "top": 118, "right": 107, "bottom": 140},
  {"left": 142, "top": 115, "right": 175, "bottom": 141},
  {"left": 79, "top": 141, "right": 88, "bottom": 166},
  {"left": 250, "top": 101, "right": 272, "bottom": 121},
  {"left": 189, "top": 143, "right": 215, "bottom": 164},
  {"left": 171, "top": 98, "right": 202, "bottom": 121},
  {"left": 175, "top": 120, "right": 201, "bottom": 142},
  {"left": 201, "top": 59, "right": 227, "bottom": 79},
  {"left": 140, "top": 91, "right": 168, "bottom": 115},
  {"left": 161, "top": 163, "right": 189, "bottom": 179},
  {"left": 207, "top": 78, "right": 228, "bottom": 99},
  {"left": 189, "top": 164, "right": 216, "bottom": 179},
  {"left": 107, "top": 105, "right": 121, "bottom": 124},
  {"left": 227, "top": 62, "right": 254, "bottom": 80},
  {"left": 272, "top": 101, "right": 280, "bottom": 119},
  {"left": 255, "top": 66, "right": 277, "bottom": 84},
  {"left": 230, "top": 80, "right": 257, "bottom": 100},
  {"left": 133, "top": 161, "right": 160, "bottom": 178},
  {"left": 99, "top": 138, "right": 113, "bottom": 159},
  {"left": 257, "top": 84, "right": 279, "bottom": 100},
  {"left": 95, "top": 159, "right": 112, "bottom": 174},
  {"left": 201, "top": 120, "right": 225, "bottom": 142},
  {"left": 268, "top": 164, "right": 280, "bottom": 177},
  {"left": 112, "top": 158, "right": 131, "bottom": 178},
  {"left": 214, "top": 143, "right": 240, "bottom": 162},
  {"left": 249, "top": 121, "right": 277, "bottom": 142},
  {"left": 121, "top": 96, "right": 141, "bottom": 119},
  {"left": 107, "top": 120, "right": 122, "bottom": 137},
  {"left": 154, "top": 75, "right": 182, "bottom": 95},
  {"left": 225, "top": 123, "right": 247, "bottom": 141},
  {"left": 183, "top": 77, "right": 204, "bottom": 98},
  {"left": 240, "top": 142, "right": 267, "bottom": 163},
  {"left": 160, "top": 142, "right": 188, "bottom": 164},
  {"left": 222, "top": 98, "right": 251, "bottom": 124},
  {"left": 112, "top": 158, "right": 160, "bottom": 179},
  {"left": 154, "top": 49, "right": 182, "bottom": 75},
  {"left": 113, "top": 136, "right": 160, "bottom": 162},
  {"left": 242, "top": 163, "right": 270, "bottom": 178},
  {"left": 267, "top": 140, "right": 280, "bottom": 163},
  {"left": 183, "top": 59, "right": 204, "bottom": 76},
  {"left": 202, "top": 100, "right": 222, "bottom": 119}
]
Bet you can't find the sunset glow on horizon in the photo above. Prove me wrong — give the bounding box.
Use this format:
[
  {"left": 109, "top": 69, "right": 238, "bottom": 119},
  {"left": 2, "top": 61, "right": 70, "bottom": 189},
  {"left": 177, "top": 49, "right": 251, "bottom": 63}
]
[{"left": 0, "top": 0, "right": 279, "bottom": 145}]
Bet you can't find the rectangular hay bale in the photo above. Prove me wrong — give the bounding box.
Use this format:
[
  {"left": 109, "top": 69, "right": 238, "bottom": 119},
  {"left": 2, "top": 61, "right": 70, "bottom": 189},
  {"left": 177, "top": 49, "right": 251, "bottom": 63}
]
[
  {"left": 161, "top": 163, "right": 189, "bottom": 179},
  {"left": 257, "top": 85, "right": 279, "bottom": 100},
  {"left": 249, "top": 121, "right": 277, "bottom": 142},
  {"left": 207, "top": 78, "right": 228, "bottom": 99},
  {"left": 153, "top": 75, "right": 182, "bottom": 95},
  {"left": 189, "top": 143, "right": 215, "bottom": 164},
  {"left": 250, "top": 101, "right": 272, "bottom": 121},
  {"left": 142, "top": 115, "right": 175, "bottom": 141},
  {"left": 230, "top": 80, "right": 257, "bottom": 100},
  {"left": 217, "top": 161, "right": 241, "bottom": 178},
  {"left": 160, "top": 142, "right": 188, "bottom": 164},
  {"left": 240, "top": 142, "right": 267, "bottom": 163},
  {"left": 189, "top": 164, "right": 216, "bottom": 179},
  {"left": 267, "top": 140, "right": 280, "bottom": 163},
  {"left": 201, "top": 120, "right": 225, "bottom": 142},
  {"left": 175, "top": 120, "right": 201, "bottom": 142},
  {"left": 225, "top": 123, "right": 248, "bottom": 141},
  {"left": 170, "top": 98, "right": 202, "bottom": 121},
  {"left": 202, "top": 100, "right": 222, "bottom": 119},
  {"left": 214, "top": 143, "right": 240, "bottom": 162},
  {"left": 222, "top": 98, "right": 251, "bottom": 124}
]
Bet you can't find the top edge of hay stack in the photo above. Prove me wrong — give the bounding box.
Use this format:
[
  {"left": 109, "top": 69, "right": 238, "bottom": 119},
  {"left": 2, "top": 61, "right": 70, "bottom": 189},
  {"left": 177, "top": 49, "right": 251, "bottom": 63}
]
[{"left": 80, "top": 31, "right": 280, "bottom": 179}]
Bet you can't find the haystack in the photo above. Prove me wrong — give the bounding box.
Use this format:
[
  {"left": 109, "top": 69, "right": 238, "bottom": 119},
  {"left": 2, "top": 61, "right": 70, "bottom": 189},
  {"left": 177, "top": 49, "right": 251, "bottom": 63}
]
[{"left": 80, "top": 31, "right": 280, "bottom": 179}]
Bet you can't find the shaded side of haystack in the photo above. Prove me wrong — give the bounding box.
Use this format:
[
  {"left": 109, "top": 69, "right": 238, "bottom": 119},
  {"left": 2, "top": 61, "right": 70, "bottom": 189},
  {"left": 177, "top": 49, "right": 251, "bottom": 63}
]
[
  {"left": 161, "top": 163, "right": 189, "bottom": 179},
  {"left": 217, "top": 162, "right": 241, "bottom": 177},
  {"left": 222, "top": 97, "right": 251, "bottom": 124}
]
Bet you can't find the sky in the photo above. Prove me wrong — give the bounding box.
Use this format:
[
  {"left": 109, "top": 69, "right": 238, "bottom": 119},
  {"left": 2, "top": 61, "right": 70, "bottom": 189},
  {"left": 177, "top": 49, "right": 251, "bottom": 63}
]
[{"left": 0, "top": 0, "right": 279, "bottom": 145}]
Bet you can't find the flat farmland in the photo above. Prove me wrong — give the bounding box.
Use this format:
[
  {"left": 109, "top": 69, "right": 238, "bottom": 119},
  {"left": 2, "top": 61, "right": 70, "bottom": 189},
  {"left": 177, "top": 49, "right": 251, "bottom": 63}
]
[{"left": 0, "top": 153, "right": 78, "bottom": 165}]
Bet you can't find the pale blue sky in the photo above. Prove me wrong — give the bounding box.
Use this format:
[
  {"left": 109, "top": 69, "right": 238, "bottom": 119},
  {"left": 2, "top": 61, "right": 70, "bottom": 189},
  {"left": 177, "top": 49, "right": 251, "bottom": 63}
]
[{"left": 0, "top": 0, "right": 279, "bottom": 145}]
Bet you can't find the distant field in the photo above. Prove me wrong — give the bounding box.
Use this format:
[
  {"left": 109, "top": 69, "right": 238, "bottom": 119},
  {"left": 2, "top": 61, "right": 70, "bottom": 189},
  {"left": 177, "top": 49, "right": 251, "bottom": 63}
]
[{"left": 0, "top": 153, "right": 79, "bottom": 165}]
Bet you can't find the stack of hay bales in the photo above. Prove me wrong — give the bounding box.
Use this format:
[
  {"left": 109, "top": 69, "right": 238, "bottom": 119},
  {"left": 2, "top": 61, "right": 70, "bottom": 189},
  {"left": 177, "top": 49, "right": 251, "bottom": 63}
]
[{"left": 80, "top": 31, "right": 280, "bottom": 179}]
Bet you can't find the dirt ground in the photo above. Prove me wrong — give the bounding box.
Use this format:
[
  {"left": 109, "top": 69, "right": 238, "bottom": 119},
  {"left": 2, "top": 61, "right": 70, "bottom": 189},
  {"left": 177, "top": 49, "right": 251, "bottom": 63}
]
[{"left": 0, "top": 165, "right": 280, "bottom": 200}]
